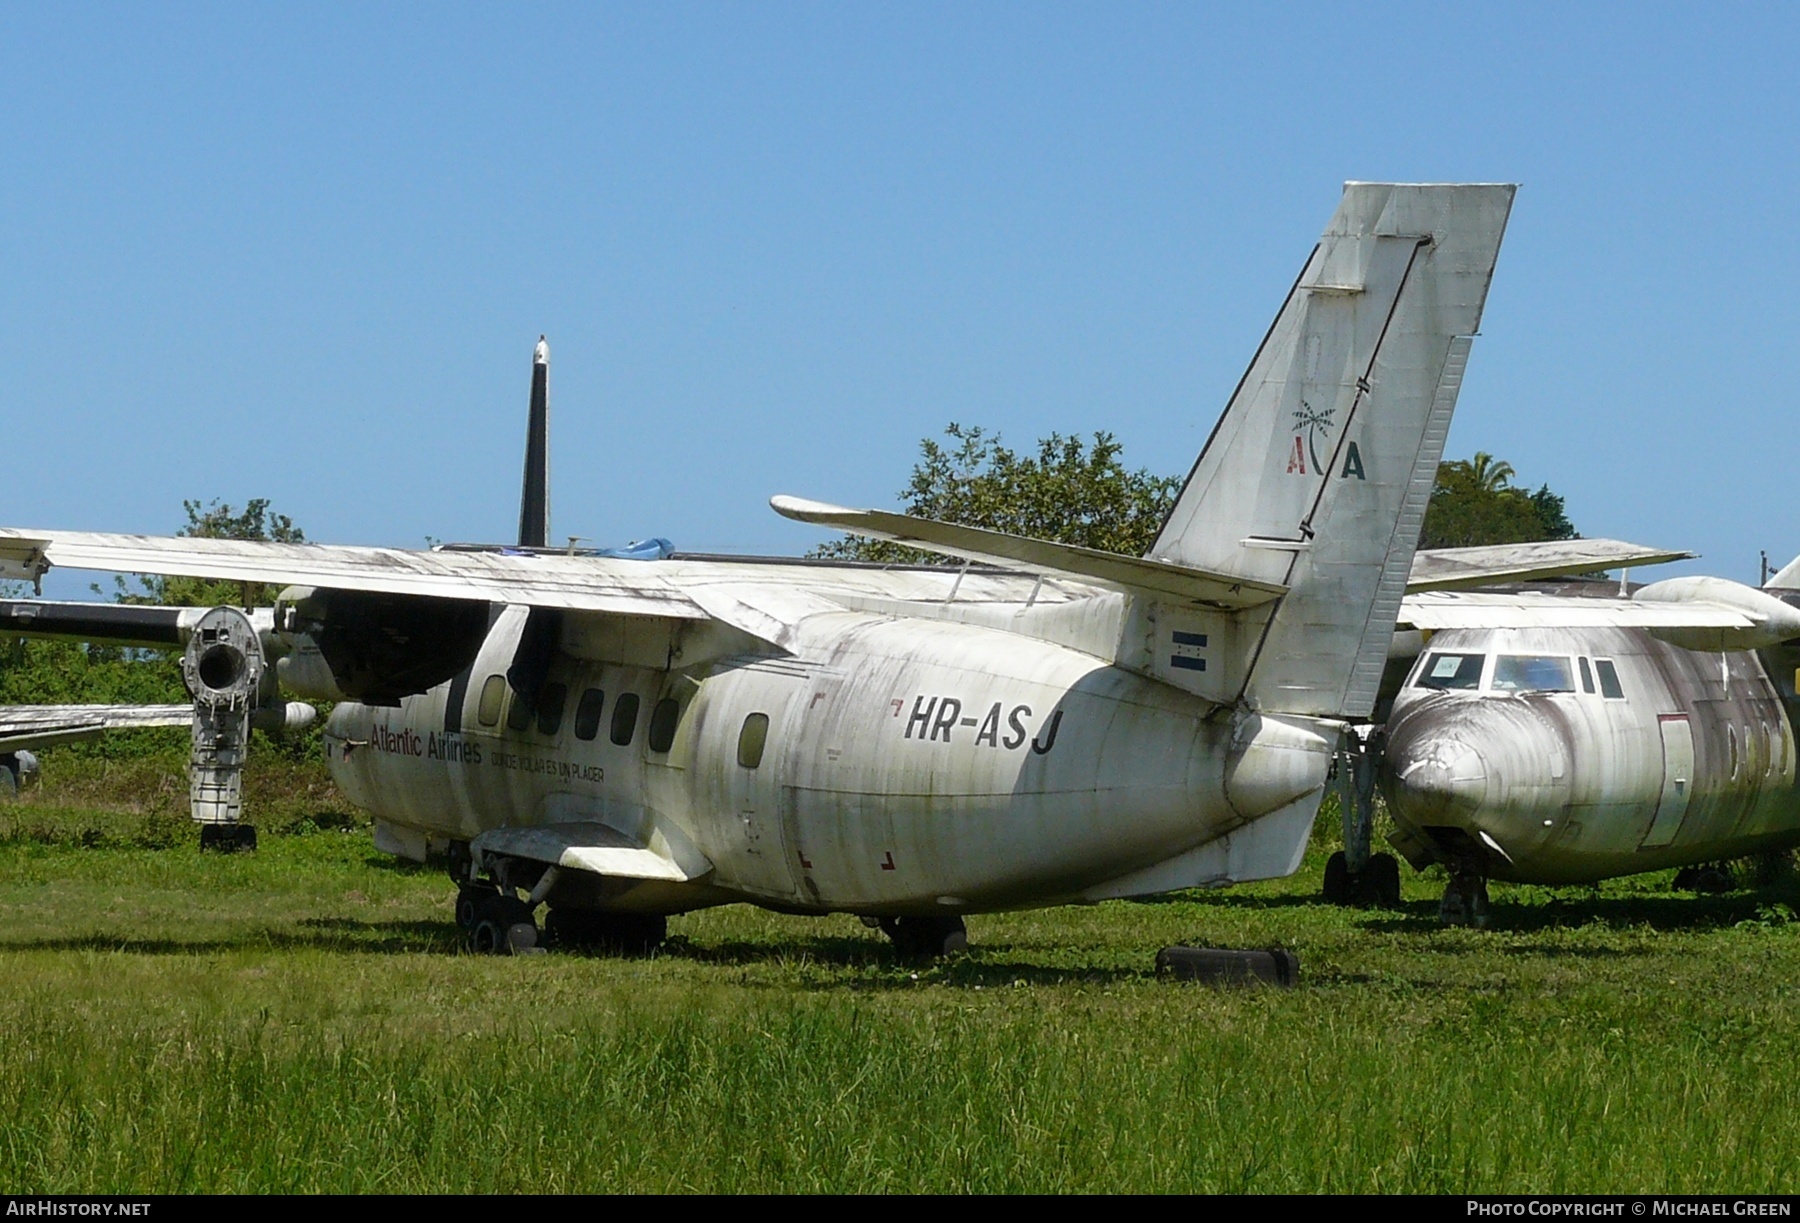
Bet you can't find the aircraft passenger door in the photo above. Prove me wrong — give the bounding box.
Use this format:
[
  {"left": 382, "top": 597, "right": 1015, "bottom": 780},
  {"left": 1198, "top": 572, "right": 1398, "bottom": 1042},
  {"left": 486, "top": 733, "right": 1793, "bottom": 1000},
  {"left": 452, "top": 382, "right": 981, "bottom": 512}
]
[
  {"left": 699, "top": 663, "right": 808, "bottom": 902},
  {"left": 778, "top": 669, "right": 850, "bottom": 909},
  {"left": 1641, "top": 714, "right": 1695, "bottom": 849}
]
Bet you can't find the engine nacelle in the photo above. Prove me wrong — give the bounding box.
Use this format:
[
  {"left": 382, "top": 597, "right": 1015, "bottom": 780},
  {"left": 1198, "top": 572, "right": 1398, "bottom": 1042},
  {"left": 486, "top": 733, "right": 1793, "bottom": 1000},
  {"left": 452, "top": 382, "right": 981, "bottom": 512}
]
[
  {"left": 275, "top": 586, "right": 491, "bottom": 704},
  {"left": 1635, "top": 576, "right": 1800, "bottom": 652}
]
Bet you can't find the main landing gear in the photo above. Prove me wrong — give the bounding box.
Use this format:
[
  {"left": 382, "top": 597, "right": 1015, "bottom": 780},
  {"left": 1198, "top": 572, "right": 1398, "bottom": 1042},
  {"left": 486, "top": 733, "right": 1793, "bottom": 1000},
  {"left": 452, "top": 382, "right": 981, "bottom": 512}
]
[
  {"left": 1323, "top": 725, "right": 1403, "bottom": 908},
  {"left": 448, "top": 843, "right": 667, "bottom": 956},
  {"left": 863, "top": 914, "right": 968, "bottom": 958}
]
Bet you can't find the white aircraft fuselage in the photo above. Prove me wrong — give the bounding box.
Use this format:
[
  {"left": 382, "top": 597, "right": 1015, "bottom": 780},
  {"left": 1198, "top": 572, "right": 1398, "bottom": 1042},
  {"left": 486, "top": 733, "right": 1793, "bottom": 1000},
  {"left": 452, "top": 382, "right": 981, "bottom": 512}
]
[{"left": 325, "top": 564, "right": 1330, "bottom": 916}]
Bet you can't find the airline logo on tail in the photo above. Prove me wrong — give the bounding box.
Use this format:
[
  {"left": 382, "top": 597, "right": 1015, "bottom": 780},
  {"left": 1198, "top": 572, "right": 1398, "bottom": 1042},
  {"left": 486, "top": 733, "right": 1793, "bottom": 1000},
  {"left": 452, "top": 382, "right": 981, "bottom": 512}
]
[{"left": 1285, "top": 400, "right": 1365, "bottom": 480}]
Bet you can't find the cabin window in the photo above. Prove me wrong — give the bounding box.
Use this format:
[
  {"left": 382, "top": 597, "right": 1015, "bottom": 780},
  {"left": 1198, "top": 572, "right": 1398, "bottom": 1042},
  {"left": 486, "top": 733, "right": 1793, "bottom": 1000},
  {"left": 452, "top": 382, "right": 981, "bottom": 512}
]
[
  {"left": 1415, "top": 652, "right": 1485, "bottom": 691},
  {"left": 1578, "top": 657, "right": 1595, "bottom": 694},
  {"left": 1594, "top": 659, "right": 1625, "bottom": 700},
  {"left": 506, "top": 687, "right": 534, "bottom": 731},
  {"left": 1491, "top": 655, "right": 1575, "bottom": 694},
  {"left": 537, "top": 682, "right": 568, "bottom": 736},
  {"left": 738, "top": 712, "right": 770, "bottom": 768},
  {"left": 1729, "top": 725, "right": 1739, "bottom": 780},
  {"left": 1764, "top": 721, "right": 1775, "bottom": 777},
  {"left": 611, "top": 693, "right": 640, "bottom": 746},
  {"left": 574, "top": 688, "right": 605, "bottom": 740},
  {"left": 648, "top": 697, "right": 681, "bottom": 753},
  {"left": 477, "top": 675, "right": 506, "bottom": 727}
]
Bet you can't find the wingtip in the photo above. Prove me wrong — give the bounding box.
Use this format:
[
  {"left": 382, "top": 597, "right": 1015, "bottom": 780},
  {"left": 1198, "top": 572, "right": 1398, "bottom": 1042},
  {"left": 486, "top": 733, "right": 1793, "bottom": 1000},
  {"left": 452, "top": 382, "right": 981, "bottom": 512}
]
[{"left": 770, "top": 494, "right": 848, "bottom": 522}]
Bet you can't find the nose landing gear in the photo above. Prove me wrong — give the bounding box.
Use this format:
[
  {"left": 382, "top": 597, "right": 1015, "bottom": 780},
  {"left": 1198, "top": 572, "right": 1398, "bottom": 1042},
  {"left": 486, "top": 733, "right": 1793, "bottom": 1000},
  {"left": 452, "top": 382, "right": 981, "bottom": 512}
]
[{"left": 1438, "top": 870, "right": 1491, "bottom": 928}]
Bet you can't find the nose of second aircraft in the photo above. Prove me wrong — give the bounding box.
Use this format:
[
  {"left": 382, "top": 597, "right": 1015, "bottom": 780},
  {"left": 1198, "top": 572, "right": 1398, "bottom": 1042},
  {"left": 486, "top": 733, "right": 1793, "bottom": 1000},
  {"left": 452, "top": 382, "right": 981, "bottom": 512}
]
[{"left": 1385, "top": 736, "right": 1489, "bottom": 827}]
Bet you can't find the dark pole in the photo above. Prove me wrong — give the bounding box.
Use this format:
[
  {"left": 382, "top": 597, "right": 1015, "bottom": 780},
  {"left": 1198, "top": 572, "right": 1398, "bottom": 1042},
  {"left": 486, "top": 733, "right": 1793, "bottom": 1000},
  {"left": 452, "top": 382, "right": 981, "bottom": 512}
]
[{"left": 518, "top": 336, "right": 550, "bottom": 548}]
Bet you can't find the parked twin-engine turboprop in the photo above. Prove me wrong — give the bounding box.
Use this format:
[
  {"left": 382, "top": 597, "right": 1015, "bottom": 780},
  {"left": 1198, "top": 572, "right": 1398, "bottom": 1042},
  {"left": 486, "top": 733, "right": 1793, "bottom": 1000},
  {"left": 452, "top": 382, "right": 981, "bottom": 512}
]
[
  {"left": 0, "top": 183, "right": 1520, "bottom": 956},
  {"left": 1327, "top": 566, "right": 1800, "bottom": 925}
]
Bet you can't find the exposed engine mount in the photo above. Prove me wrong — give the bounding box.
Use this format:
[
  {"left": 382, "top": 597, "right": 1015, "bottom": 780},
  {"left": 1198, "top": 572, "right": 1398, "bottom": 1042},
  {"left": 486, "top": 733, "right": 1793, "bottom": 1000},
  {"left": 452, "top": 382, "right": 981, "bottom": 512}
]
[{"left": 180, "top": 605, "right": 264, "bottom": 829}]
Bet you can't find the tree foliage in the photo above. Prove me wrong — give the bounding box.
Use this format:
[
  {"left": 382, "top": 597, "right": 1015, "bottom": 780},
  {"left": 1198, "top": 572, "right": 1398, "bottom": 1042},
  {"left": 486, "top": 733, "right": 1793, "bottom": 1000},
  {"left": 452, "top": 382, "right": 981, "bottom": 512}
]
[
  {"left": 120, "top": 498, "right": 306, "bottom": 609},
  {"left": 809, "top": 424, "right": 1182, "bottom": 563},
  {"left": 1419, "top": 452, "right": 1578, "bottom": 551},
  {"left": 811, "top": 424, "right": 1577, "bottom": 564}
]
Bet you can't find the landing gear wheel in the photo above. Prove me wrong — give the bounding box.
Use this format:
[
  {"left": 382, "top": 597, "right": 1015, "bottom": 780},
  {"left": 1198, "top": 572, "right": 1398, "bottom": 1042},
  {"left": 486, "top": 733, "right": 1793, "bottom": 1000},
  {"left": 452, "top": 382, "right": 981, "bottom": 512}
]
[
  {"left": 469, "top": 895, "right": 539, "bottom": 955},
  {"left": 1674, "top": 864, "right": 1734, "bottom": 894},
  {"left": 878, "top": 915, "right": 968, "bottom": 959},
  {"left": 1323, "top": 851, "right": 1401, "bottom": 908},
  {"left": 455, "top": 883, "right": 498, "bottom": 931},
  {"left": 199, "top": 824, "right": 258, "bottom": 853},
  {"left": 1364, "top": 852, "right": 1402, "bottom": 908},
  {"left": 1439, "top": 873, "right": 1490, "bottom": 928},
  {"left": 1323, "top": 851, "right": 1353, "bottom": 904},
  {"left": 543, "top": 909, "right": 667, "bottom": 956}
]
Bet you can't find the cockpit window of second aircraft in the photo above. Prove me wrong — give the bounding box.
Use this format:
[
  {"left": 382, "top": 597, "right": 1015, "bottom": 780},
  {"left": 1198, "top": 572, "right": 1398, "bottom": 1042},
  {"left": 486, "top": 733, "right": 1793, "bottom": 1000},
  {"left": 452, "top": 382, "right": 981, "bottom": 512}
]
[
  {"left": 1416, "top": 652, "right": 1486, "bottom": 690},
  {"left": 1490, "top": 655, "right": 1577, "bottom": 693}
]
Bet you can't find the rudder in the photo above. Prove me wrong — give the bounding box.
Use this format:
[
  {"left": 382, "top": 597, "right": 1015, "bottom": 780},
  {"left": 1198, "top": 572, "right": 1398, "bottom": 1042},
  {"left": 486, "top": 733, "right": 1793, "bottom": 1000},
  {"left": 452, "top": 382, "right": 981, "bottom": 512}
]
[{"left": 1149, "top": 183, "right": 1515, "bottom": 718}]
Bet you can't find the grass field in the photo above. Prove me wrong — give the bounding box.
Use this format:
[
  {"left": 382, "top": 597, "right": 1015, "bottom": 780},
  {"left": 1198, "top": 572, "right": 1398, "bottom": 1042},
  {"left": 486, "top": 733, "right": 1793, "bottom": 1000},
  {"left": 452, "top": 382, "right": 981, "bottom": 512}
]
[{"left": 3, "top": 776, "right": 1800, "bottom": 1193}]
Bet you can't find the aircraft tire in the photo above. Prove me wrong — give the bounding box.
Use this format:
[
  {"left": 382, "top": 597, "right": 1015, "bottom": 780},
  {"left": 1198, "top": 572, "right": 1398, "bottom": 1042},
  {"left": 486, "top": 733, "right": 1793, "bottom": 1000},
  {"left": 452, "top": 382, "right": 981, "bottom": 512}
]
[
  {"left": 881, "top": 915, "right": 968, "bottom": 958},
  {"left": 1674, "top": 864, "right": 1733, "bottom": 894},
  {"left": 454, "top": 883, "right": 497, "bottom": 931},
  {"left": 1363, "top": 853, "right": 1402, "bottom": 908},
  {"left": 1322, "top": 852, "right": 1353, "bottom": 905},
  {"left": 544, "top": 909, "right": 667, "bottom": 956},
  {"left": 470, "top": 895, "right": 537, "bottom": 955}
]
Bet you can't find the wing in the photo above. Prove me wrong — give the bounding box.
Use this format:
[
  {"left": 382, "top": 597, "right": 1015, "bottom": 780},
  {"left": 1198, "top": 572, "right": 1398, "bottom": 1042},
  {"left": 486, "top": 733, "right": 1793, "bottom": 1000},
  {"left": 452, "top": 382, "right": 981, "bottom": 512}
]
[
  {"left": 0, "top": 704, "right": 193, "bottom": 753},
  {"left": 1406, "top": 539, "right": 1692, "bottom": 592},
  {"left": 0, "top": 529, "right": 706, "bottom": 619},
  {"left": 1399, "top": 590, "right": 1757, "bottom": 631}
]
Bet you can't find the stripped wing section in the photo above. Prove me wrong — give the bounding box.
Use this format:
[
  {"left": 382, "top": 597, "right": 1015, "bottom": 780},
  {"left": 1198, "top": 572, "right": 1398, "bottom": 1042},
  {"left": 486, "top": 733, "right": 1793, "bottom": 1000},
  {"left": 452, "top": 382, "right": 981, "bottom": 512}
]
[{"left": 0, "top": 704, "right": 193, "bottom": 753}]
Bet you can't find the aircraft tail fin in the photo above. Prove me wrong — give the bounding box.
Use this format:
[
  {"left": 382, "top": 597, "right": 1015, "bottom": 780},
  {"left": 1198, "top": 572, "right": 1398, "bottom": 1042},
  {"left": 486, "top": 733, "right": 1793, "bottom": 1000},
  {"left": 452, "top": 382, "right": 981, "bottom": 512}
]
[
  {"left": 1765, "top": 553, "right": 1800, "bottom": 591},
  {"left": 1150, "top": 183, "right": 1515, "bottom": 718},
  {"left": 518, "top": 337, "right": 551, "bottom": 549}
]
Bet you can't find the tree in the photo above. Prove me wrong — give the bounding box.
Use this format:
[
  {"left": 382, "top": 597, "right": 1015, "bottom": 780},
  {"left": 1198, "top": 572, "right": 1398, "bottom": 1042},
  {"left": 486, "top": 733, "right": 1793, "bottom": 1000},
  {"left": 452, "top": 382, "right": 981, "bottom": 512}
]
[
  {"left": 1419, "top": 453, "right": 1578, "bottom": 551},
  {"left": 119, "top": 498, "right": 305, "bottom": 609},
  {"left": 810, "top": 424, "right": 1181, "bottom": 562},
  {"left": 815, "top": 424, "right": 1578, "bottom": 562}
]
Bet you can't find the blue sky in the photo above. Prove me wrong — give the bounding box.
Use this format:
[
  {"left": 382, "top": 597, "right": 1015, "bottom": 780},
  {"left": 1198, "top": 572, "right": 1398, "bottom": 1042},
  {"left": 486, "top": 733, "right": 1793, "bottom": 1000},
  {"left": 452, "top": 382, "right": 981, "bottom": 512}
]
[{"left": 3, "top": 3, "right": 1796, "bottom": 594}]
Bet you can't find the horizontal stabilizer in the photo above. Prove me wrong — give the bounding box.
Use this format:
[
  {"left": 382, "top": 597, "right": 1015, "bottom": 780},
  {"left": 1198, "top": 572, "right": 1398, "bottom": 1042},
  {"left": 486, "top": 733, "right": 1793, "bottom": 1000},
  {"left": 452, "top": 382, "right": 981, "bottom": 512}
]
[
  {"left": 770, "top": 495, "right": 1286, "bottom": 609},
  {"left": 1407, "top": 539, "right": 1692, "bottom": 592},
  {"left": 0, "top": 704, "right": 193, "bottom": 753},
  {"left": 470, "top": 820, "right": 712, "bottom": 883}
]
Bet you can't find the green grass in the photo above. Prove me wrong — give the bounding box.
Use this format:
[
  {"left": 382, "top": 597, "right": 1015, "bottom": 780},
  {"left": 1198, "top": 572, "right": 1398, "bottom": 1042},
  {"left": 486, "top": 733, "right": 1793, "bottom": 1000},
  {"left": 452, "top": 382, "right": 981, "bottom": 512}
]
[{"left": 3, "top": 788, "right": 1800, "bottom": 1192}]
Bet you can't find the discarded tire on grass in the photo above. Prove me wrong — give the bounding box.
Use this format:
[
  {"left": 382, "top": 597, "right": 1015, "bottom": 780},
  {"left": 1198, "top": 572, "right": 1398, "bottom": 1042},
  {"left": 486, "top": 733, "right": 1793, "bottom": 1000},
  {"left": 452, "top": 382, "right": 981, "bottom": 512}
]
[{"left": 1155, "top": 946, "right": 1299, "bottom": 987}]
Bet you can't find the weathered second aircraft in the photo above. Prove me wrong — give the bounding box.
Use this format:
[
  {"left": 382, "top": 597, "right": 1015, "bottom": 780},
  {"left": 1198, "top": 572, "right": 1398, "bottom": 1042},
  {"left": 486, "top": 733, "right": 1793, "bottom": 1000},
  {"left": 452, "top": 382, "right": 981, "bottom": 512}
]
[
  {"left": 1361, "top": 565, "right": 1800, "bottom": 924},
  {"left": 0, "top": 182, "right": 1521, "bottom": 955}
]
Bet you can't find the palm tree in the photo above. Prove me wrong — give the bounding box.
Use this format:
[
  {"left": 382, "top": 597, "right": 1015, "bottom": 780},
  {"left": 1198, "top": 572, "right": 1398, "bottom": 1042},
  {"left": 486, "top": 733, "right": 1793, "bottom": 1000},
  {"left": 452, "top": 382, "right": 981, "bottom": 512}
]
[{"left": 1466, "top": 451, "right": 1515, "bottom": 494}]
